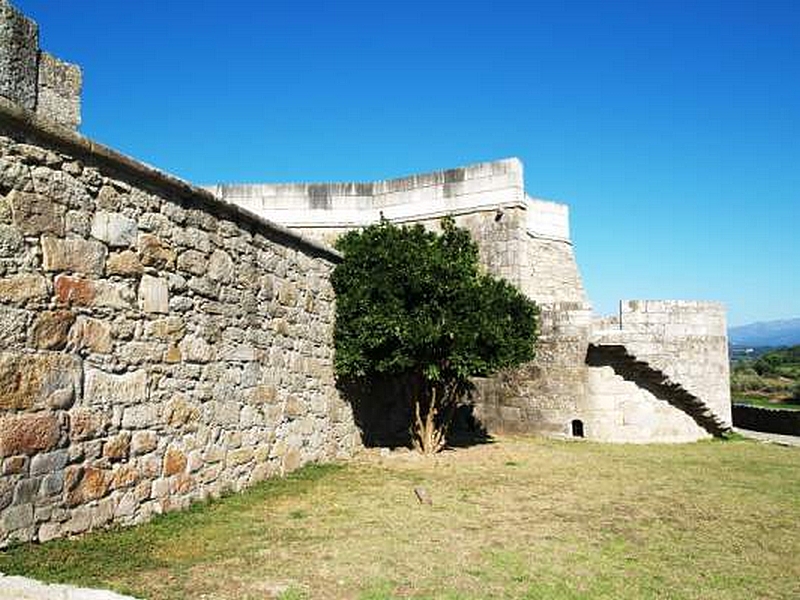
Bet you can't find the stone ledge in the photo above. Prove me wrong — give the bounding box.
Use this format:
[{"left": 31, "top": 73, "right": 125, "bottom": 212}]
[
  {"left": 0, "top": 96, "right": 340, "bottom": 263},
  {"left": 0, "top": 572, "right": 140, "bottom": 600}
]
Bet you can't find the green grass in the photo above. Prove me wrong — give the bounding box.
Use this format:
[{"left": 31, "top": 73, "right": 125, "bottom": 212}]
[
  {"left": 733, "top": 395, "right": 800, "bottom": 411},
  {"left": 2, "top": 437, "right": 800, "bottom": 599}
]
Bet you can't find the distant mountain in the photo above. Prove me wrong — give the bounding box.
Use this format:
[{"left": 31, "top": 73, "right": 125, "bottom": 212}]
[{"left": 729, "top": 318, "right": 800, "bottom": 348}]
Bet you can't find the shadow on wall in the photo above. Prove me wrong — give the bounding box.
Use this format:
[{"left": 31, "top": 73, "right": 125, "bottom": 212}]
[{"left": 336, "top": 375, "right": 491, "bottom": 449}]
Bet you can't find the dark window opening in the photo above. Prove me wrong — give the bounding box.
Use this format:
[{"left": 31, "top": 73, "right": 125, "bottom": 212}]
[{"left": 571, "top": 419, "right": 584, "bottom": 438}]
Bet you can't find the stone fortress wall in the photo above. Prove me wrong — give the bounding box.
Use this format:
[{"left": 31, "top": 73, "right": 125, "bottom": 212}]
[
  {"left": 0, "top": 0, "right": 359, "bottom": 547},
  {"left": 211, "top": 167, "right": 732, "bottom": 444},
  {"left": 0, "top": 0, "right": 731, "bottom": 547}
]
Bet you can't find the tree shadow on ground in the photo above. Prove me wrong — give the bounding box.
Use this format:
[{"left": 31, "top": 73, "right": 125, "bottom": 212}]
[{"left": 337, "top": 374, "right": 492, "bottom": 450}]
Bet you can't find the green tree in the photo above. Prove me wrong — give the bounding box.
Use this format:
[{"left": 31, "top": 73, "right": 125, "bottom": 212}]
[{"left": 331, "top": 217, "right": 538, "bottom": 454}]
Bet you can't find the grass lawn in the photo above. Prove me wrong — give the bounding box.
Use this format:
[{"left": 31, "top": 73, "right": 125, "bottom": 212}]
[
  {"left": 1, "top": 436, "right": 799, "bottom": 599},
  {"left": 732, "top": 395, "right": 800, "bottom": 411}
]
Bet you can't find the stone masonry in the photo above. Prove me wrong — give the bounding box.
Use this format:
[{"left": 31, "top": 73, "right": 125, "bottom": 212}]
[
  {"left": 0, "top": 96, "right": 359, "bottom": 546},
  {"left": 211, "top": 162, "right": 731, "bottom": 444},
  {"left": 0, "top": 0, "right": 81, "bottom": 129}
]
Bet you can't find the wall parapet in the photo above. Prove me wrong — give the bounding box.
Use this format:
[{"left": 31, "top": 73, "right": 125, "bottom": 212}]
[
  {"left": 0, "top": 0, "right": 81, "bottom": 129},
  {"left": 0, "top": 97, "right": 339, "bottom": 263}
]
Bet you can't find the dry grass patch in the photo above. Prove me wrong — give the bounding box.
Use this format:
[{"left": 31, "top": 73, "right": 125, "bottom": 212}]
[{"left": 2, "top": 436, "right": 799, "bottom": 599}]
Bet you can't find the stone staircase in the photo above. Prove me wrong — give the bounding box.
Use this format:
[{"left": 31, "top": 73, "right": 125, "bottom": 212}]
[{"left": 586, "top": 344, "right": 732, "bottom": 437}]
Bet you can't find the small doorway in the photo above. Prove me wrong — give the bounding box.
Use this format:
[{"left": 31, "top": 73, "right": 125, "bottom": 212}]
[{"left": 571, "top": 419, "right": 584, "bottom": 438}]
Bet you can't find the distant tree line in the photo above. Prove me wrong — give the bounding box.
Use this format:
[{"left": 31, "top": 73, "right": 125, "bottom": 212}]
[{"left": 731, "top": 345, "right": 800, "bottom": 403}]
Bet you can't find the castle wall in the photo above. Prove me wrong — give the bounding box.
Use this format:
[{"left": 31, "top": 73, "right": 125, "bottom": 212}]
[
  {"left": 0, "top": 100, "right": 360, "bottom": 547},
  {"left": 583, "top": 366, "right": 710, "bottom": 443},
  {"left": 472, "top": 303, "right": 592, "bottom": 436},
  {"left": 592, "top": 300, "right": 732, "bottom": 430},
  {"left": 0, "top": 0, "right": 81, "bottom": 129}
]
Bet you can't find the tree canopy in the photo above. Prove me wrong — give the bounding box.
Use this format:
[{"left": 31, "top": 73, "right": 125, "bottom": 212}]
[{"left": 331, "top": 217, "right": 538, "bottom": 453}]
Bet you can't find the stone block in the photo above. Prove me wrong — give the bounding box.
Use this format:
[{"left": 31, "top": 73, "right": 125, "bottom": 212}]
[
  {"left": 163, "top": 446, "right": 187, "bottom": 476},
  {"left": 102, "top": 432, "right": 130, "bottom": 461},
  {"left": 138, "top": 274, "right": 169, "bottom": 313},
  {"left": 179, "top": 334, "right": 214, "bottom": 363},
  {"left": 42, "top": 236, "right": 107, "bottom": 275},
  {"left": 279, "top": 281, "right": 298, "bottom": 306},
  {"left": 177, "top": 249, "right": 206, "bottom": 276},
  {"left": 110, "top": 464, "right": 138, "bottom": 491},
  {"left": 138, "top": 233, "right": 176, "bottom": 269},
  {"left": 0, "top": 223, "right": 23, "bottom": 256},
  {"left": 227, "top": 447, "right": 254, "bottom": 467},
  {"left": 54, "top": 274, "right": 134, "bottom": 308},
  {"left": 0, "top": 0, "right": 38, "bottom": 110},
  {"left": 2, "top": 455, "right": 28, "bottom": 476},
  {"left": 31, "top": 309, "right": 75, "bottom": 349},
  {"left": 0, "top": 351, "right": 81, "bottom": 410},
  {"left": 35, "top": 52, "right": 82, "bottom": 129},
  {"left": 187, "top": 276, "right": 219, "bottom": 299},
  {"left": 0, "top": 480, "right": 12, "bottom": 511},
  {"left": 164, "top": 394, "right": 199, "bottom": 428},
  {"left": 130, "top": 431, "right": 157, "bottom": 456},
  {"left": 68, "top": 408, "right": 110, "bottom": 441},
  {"left": 0, "top": 412, "right": 61, "bottom": 457},
  {"left": 0, "top": 305, "right": 28, "bottom": 344},
  {"left": 39, "top": 471, "right": 64, "bottom": 497},
  {"left": 12, "top": 477, "right": 39, "bottom": 504},
  {"left": 37, "top": 520, "right": 62, "bottom": 543},
  {"left": 0, "top": 272, "right": 48, "bottom": 305},
  {"left": 8, "top": 190, "right": 65, "bottom": 236},
  {"left": 30, "top": 449, "right": 68, "bottom": 475},
  {"left": 106, "top": 250, "right": 143, "bottom": 276},
  {"left": 219, "top": 343, "right": 257, "bottom": 362},
  {"left": 145, "top": 316, "right": 185, "bottom": 340},
  {"left": 208, "top": 249, "right": 234, "bottom": 282},
  {"left": 68, "top": 316, "right": 113, "bottom": 353},
  {"left": 85, "top": 368, "right": 147, "bottom": 406},
  {"left": 91, "top": 211, "right": 137, "bottom": 247},
  {"left": 0, "top": 503, "right": 33, "bottom": 533},
  {"left": 121, "top": 404, "right": 159, "bottom": 429},
  {"left": 64, "top": 504, "right": 92, "bottom": 534},
  {"left": 65, "top": 466, "right": 110, "bottom": 506}
]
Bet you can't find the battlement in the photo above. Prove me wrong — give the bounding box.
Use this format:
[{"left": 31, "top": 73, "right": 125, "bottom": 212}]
[
  {"left": 206, "top": 157, "right": 534, "bottom": 229},
  {"left": 0, "top": 0, "right": 81, "bottom": 129}
]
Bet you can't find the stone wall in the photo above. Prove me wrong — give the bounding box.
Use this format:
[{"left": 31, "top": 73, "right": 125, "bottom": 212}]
[
  {"left": 593, "top": 301, "right": 732, "bottom": 428},
  {"left": 206, "top": 158, "right": 588, "bottom": 302},
  {"left": 732, "top": 404, "right": 800, "bottom": 437},
  {"left": 472, "top": 303, "right": 593, "bottom": 436},
  {"left": 0, "top": 0, "right": 81, "bottom": 129},
  {"left": 0, "top": 100, "right": 360, "bottom": 547}
]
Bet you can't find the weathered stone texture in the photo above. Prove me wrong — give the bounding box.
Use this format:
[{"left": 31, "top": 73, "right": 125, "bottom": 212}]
[
  {"left": 0, "top": 125, "right": 359, "bottom": 547},
  {"left": 42, "top": 236, "right": 107, "bottom": 275},
  {"left": 0, "top": 352, "right": 81, "bottom": 411},
  {"left": 9, "top": 191, "right": 65, "bottom": 236},
  {"left": 35, "top": 52, "right": 82, "bottom": 129},
  {"left": 0, "top": 0, "right": 38, "bottom": 111},
  {"left": 0, "top": 412, "right": 62, "bottom": 457},
  {"left": 31, "top": 310, "right": 75, "bottom": 350}
]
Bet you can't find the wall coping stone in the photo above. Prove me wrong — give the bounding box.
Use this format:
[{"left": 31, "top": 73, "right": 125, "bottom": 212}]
[{"left": 0, "top": 96, "right": 341, "bottom": 263}]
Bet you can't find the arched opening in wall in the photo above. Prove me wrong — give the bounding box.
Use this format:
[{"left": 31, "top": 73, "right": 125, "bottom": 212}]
[{"left": 571, "top": 419, "right": 584, "bottom": 438}]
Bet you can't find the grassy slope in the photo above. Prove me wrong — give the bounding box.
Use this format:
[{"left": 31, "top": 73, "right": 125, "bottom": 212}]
[{"left": 1, "top": 437, "right": 799, "bottom": 600}]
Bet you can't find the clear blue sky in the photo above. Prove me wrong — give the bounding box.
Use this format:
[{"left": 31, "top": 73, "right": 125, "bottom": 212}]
[{"left": 16, "top": 0, "right": 799, "bottom": 326}]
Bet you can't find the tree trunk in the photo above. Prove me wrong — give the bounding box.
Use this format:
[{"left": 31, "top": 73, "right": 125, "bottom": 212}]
[{"left": 411, "top": 383, "right": 451, "bottom": 454}]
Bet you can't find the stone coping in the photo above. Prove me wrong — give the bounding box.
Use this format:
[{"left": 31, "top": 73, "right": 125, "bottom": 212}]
[
  {"left": 0, "top": 96, "right": 341, "bottom": 263},
  {"left": 0, "top": 572, "right": 140, "bottom": 600}
]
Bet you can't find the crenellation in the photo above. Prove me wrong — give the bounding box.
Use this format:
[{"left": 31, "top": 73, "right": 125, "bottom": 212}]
[{"left": 0, "top": 1, "right": 81, "bottom": 129}]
